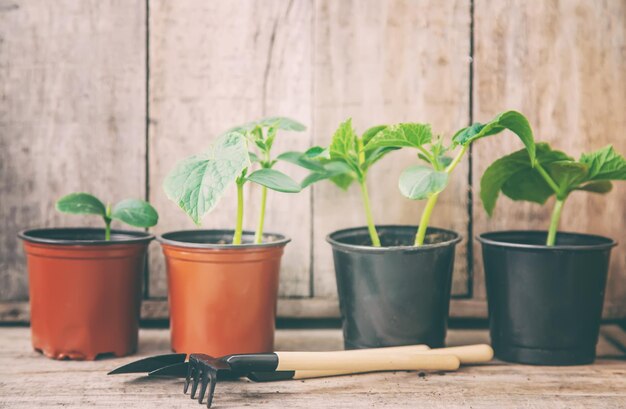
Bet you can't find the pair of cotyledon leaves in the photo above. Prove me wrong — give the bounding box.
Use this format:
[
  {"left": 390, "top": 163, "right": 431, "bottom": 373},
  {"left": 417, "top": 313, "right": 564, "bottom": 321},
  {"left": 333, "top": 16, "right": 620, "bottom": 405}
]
[
  {"left": 163, "top": 117, "right": 305, "bottom": 225},
  {"left": 56, "top": 193, "right": 158, "bottom": 227}
]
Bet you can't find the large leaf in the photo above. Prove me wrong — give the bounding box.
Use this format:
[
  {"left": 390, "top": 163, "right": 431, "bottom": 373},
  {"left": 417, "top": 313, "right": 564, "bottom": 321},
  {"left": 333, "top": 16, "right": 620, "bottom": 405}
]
[
  {"left": 276, "top": 151, "right": 326, "bottom": 172},
  {"left": 56, "top": 193, "right": 106, "bottom": 216},
  {"left": 398, "top": 165, "right": 448, "bottom": 200},
  {"left": 364, "top": 123, "right": 432, "bottom": 151},
  {"left": 453, "top": 111, "right": 536, "bottom": 163},
  {"left": 329, "top": 119, "right": 359, "bottom": 163},
  {"left": 579, "top": 145, "right": 626, "bottom": 181},
  {"left": 247, "top": 168, "right": 302, "bottom": 193},
  {"left": 111, "top": 199, "right": 159, "bottom": 228},
  {"left": 163, "top": 132, "right": 250, "bottom": 225},
  {"left": 480, "top": 143, "right": 570, "bottom": 216}
]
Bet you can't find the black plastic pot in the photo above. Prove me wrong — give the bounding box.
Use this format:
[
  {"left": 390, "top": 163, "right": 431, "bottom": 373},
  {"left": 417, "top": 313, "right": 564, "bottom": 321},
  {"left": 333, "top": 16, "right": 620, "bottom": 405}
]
[
  {"left": 479, "top": 230, "right": 616, "bottom": 365},
  {"left": 327, "top": 225, "right": 462, "bottom": 349}
]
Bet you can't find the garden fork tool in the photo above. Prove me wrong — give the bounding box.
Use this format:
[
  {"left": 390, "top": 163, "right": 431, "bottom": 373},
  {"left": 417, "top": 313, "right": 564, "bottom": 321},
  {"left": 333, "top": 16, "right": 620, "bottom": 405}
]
[{"left": 109, "top": 344, "right": 493, "bottom": 407}]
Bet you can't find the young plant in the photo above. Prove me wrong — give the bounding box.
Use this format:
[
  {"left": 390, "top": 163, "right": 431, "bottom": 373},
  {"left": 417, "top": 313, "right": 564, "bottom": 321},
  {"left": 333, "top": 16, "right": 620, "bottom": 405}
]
[
  {"left": 290, "top": 112, "right": 532, "bottom": 247},
  {"left": 56, "top": 193, "right": 159, "bottom": 240},
  {"left": 481, "top": 140, "right": 626, "bottom": 246},
  {"left": 279, "top": 119, "right": 396, "bottom": 246},
  {"left": 163, "top": 117, "right": 304, "bottom": 245}
]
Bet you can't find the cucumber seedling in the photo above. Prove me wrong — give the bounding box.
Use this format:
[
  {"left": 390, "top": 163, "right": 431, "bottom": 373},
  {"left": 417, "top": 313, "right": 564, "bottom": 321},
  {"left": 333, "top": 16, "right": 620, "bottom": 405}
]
[
  {"left": 289, "top": 112, "right": 532, "bottom": 247},
  {"left": 56, "top": 193, "right": 159, "bottom": 240},
  {"left": 163, "top": 117, "right": 305, "bottom": 245},
  {"left": 481, "top": 138, "right": 626, "bottom": 246}
]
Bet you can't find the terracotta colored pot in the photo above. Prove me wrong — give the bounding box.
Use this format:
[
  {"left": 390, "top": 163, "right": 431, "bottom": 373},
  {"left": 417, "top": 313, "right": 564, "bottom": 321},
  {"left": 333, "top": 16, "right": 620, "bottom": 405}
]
[
  {"left": 19, "top": 228, "right": 153, "bottom": 360},
  {"left": 159, "top": 230, "right": 289, "bottom": 356}
]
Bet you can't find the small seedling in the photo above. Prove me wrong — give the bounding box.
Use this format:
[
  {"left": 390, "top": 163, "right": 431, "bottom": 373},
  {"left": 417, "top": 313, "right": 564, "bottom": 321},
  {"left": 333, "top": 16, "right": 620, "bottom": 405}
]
[
  {"left": 289, "top": 112, "right": 531, "bottom": 247},
  {"left": 481, "top": 137, "right": 626, "bottom": 246},
  {"left": 163, "top": 117, "right": 305, "bottom": 245},
  {"left": 279, "top": 119, "right": 395, "bottom": 246},
  {"left": 56, "top": 193, "right": 159, "bottom": 240}
]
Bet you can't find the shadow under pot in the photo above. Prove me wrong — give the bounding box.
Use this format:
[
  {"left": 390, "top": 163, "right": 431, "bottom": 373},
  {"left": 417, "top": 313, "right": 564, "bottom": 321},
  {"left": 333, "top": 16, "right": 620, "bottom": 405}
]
[
  {"left": 327, "top": 225, "right": 462, "bottom": 349},
  {"left": 479, "top": 231, "right": 616, "bottom": 365},
  {"left": 19, "top": 228, "right": 153, "bottom": 360},
  {"left": 159, "top": 230, "right": 289, "bottom": 357}
]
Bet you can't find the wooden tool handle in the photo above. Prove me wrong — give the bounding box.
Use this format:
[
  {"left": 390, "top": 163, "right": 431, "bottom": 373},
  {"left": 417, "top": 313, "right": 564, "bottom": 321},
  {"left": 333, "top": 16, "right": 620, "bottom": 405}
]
[
  {"left": 275, "top": 351, "right": 460, "bottom": 372},
  {"left": 425, "top": 344, "right": 493, "bottom": 364}
]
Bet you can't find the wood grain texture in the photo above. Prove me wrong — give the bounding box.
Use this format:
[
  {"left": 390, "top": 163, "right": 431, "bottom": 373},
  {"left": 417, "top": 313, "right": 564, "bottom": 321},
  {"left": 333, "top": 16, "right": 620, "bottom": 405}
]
[
  {"left": 1, "top": 327, "right": 626, "bottom": 408},
  {"left": 311, "top": 0, "right": 471, "bottom": 297},
  {"left": 0, "top": 0, "right": 147, "bottom": 300},
  {"left": 472, "top": 0, "right": 626, "bottom": 308},
  {"left": 148, "top": 0, "right": 313, "bottom": 298}
]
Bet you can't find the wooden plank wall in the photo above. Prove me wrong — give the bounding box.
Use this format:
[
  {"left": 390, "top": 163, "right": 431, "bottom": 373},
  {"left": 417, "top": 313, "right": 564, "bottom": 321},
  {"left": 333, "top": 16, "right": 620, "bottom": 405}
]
[{"left": 1, "top": 0, "right": 625, "bottom": 319}]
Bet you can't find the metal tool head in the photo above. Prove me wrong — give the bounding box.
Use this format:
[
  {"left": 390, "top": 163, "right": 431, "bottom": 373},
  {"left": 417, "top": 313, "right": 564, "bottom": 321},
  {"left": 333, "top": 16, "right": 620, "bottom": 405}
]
[
  {"left": 185, "top": 354, "right": 232, "bottom": 407},
  {"left": 107, "top": 353, "right": 187, "bottom": 375}
]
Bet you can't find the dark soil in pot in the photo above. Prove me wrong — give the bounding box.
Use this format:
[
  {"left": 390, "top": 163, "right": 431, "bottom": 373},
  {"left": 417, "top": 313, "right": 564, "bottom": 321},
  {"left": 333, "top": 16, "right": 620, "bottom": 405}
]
[
  {"left": 19, "top": 228, "right": 153, "bottom": 360},
  {"left": 159, "top": 229, "right": 289, "bottom": 357},
  {"left": 327, "top": 225, "right": 462, "bottom": 349},
  {"left": 479, "top": 230, "right": 616, "bottom": 365}
]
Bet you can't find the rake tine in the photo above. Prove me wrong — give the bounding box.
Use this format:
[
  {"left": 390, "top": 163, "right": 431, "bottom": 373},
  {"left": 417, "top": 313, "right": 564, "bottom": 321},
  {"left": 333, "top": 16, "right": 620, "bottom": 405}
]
[
  {"left": 184, "top": 363, "right": 194, "bottom": 394},
  {"left": 206, "top": 369, "right": 218, "bottom": 408},
  {"left": 190, "top": 366, "right": 201, "bottom": 399},
  {"left": 198, "top": 368, "right": 210, "bottom": 404}
]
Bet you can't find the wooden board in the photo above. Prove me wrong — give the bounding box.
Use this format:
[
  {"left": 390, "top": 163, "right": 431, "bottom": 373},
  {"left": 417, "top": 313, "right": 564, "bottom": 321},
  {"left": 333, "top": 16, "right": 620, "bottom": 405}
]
[
  {"left": 148, "top": 0, "right": 313, "bottom": 298},
  {"left": 1, "top": 326, "right": 626, "bottom": 408},
  {"left": 0, "top": 0, "right": 147, "bottom": 300},
  {"left": 472, "top": 0, "right": 626, "bottom": 305},
  {"left": 311, "top": 0, "right": 472, "bottom": 298}
]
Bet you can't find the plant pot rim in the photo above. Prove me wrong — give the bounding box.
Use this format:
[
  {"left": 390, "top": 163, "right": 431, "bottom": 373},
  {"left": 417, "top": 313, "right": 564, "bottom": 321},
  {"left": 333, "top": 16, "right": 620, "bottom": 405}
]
[
  {"left": 18, "top": 227, "right": 154, "bottom": 246},
  {"left": 478, "top": 230, "right": 617, "bottom": 251},
  {"left": 158, "top": 229, "right": 291, "bottom": 249},
  {"left": 326, "top": 224, "right": 462, "bottom": 254}
]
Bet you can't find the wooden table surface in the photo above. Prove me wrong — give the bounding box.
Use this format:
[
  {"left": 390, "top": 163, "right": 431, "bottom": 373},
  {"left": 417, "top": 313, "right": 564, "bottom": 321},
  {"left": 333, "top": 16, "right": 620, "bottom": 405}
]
[{"left": 1, "top": 326, "right": 626, "bottom": 408}]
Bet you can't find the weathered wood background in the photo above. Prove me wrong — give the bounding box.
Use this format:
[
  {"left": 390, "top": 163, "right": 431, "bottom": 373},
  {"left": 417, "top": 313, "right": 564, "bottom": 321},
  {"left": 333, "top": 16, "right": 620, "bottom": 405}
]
[{"left": 1, "top": 0, "right": 625, "bottom": 320}]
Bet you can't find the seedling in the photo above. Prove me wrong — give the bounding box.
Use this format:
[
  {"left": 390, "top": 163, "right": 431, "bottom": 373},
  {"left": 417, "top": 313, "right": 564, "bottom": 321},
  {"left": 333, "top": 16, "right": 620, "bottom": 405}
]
[
  {"left": 163, "top": 117, "right": 304, "bottom": 245},
  {"left": 56, "top": 193, "right": 159, "bottom": 240},
  {"left": 289, "top": 112, "right": 531, "bottom": 247},
  {"left": 481, "top": 137, "right": 626, "bottom": 246}
]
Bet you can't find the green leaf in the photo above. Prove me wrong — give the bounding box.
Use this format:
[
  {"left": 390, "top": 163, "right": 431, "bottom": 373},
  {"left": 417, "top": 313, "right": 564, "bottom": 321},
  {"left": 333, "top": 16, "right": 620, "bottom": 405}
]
[
  {"left": 247, "top": 168, "right": 302, "bottom": 193},
  {"left": 579, "top": 145, "right": 626, "bottom": 181},
  {"left": 303, "top": 146, "right": 327, "bottom": 158},
  {"left": 364, "top": 123, "right": 432, "bottom": 151},
  {"left": 362, "top": 125, "right": 387, "bottom": 146},
  {"left": 301, "top": 161, "right": 354, "bottom": 189},
  {"left": 453, "top": 111, "right": 536, "bottom": 163},
  {"left": 276, "top": 151, "right": 326, "bottom": 172},
  {"left": 363, "top": 146, "right": 399, "bottom": 169},
  {"left": 577, "top": 180, "right": 613, "bottom": 194},
  {"left": 163, "top": 131, "right": 250, "bottom": 225},
  {"left": 56, "top": 193, "right": 106, "bottom": 216},
  {"left": 480, "top": 143, "right": 570, "bottom": 216},
  {"left": 248, "top": 151, "right": 261, "bottom": 163},
  {"left": 398, "top": 165, "right": 449, "bottom": 200},
  {"left": 546, "top": 161, "right": 589, "bottom": 195},
  {"left": 329, "top": 118, "right": 359, "bottom": 163},
  {"left": 111, "top": 199, "right": 159, "bottom": 228},
  {"left": 228, "top": 117, "right": 306, "bottom": 133}
]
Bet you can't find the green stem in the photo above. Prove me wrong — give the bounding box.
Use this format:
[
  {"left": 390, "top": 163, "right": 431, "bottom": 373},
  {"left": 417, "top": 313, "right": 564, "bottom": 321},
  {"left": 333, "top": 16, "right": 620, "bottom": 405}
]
[
  {"left": 414, "top": 193, "right": 440, "bottom": 246},
  {"left": 233, "top": 181, "right": 245, "bottom": 245},
  {"left": 414, "top": 145, "right": 468, "bottom": 246},
  {"left": 359, "top": 178, "right": 381, "bottom": 247},
  {"left": 254, "top": 186, "right": 267, "bottom": 244},
  {"left": 534, "top": 162, "right": 561, "bottom": 195},
  {"left": 546, "top": 198, "right": 564, "bottom": 246},
  {"left": 104, "top": 203, "right": 112, "bottom": 241}
]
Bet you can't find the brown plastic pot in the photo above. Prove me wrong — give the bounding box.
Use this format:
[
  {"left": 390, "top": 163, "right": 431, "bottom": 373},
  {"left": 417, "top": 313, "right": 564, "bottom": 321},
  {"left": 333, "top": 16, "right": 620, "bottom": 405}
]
[
  {"left": 19, "top": 228, "right": 153, "bottom": 360},
  {"left": 159, "top": 230, "right": 289, "bottom": 357}
]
